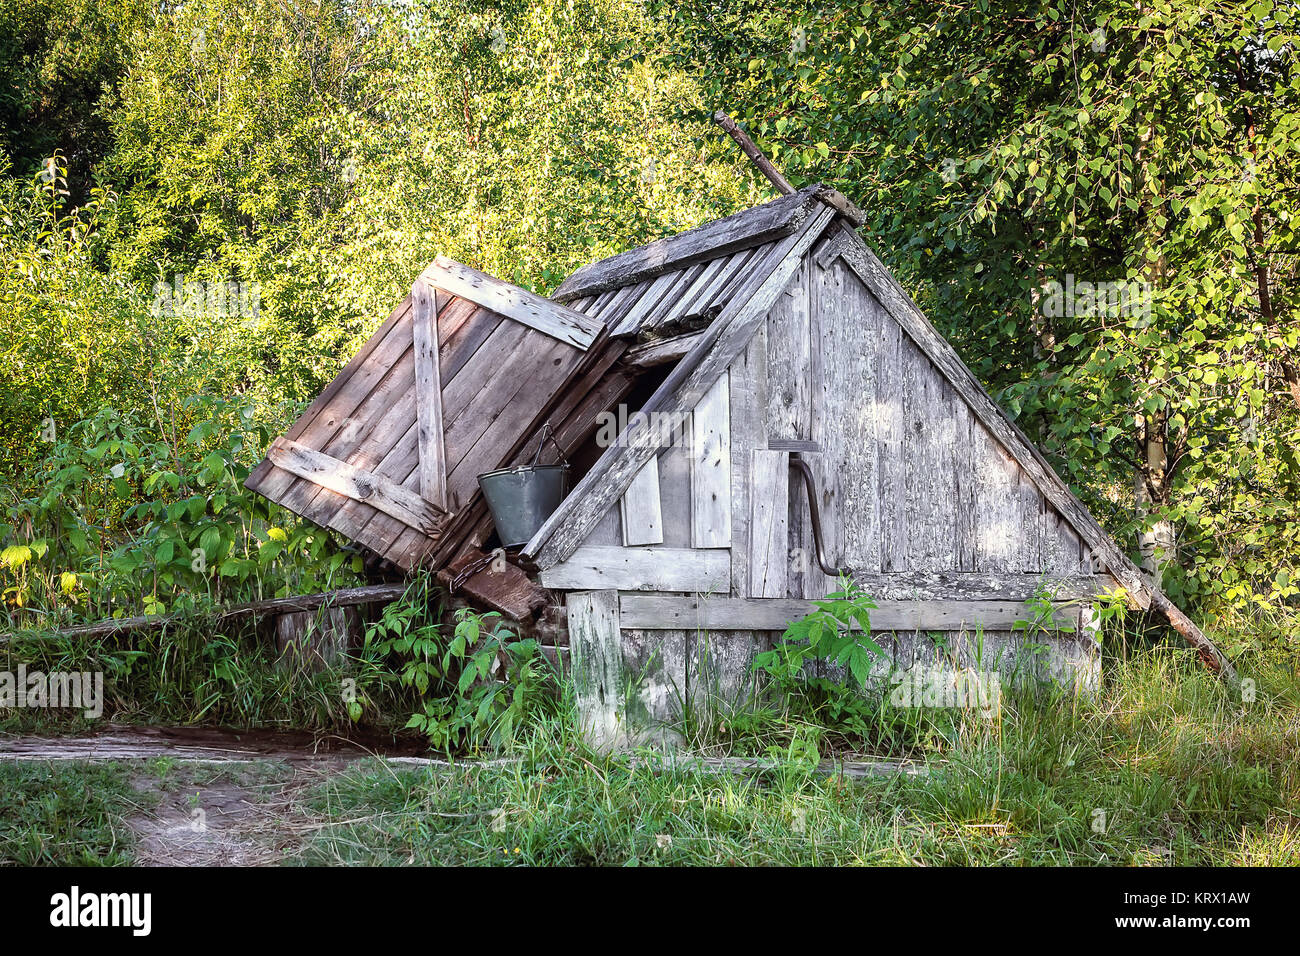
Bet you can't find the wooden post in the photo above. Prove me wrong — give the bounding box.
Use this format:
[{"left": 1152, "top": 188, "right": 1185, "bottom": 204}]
[
  {"left": 713, "top": 111, "right": 796, "bottom": 196},
  {"left": 565, "top": 590, "right": 626, "bottom": 750},
  {"left": 275, "top": 607, "right": 361, "bottom": 673}
]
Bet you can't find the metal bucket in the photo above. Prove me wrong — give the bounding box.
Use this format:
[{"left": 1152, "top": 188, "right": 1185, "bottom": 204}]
[{"left": 478, "top": 463, "right": 569, "bottom": 548}]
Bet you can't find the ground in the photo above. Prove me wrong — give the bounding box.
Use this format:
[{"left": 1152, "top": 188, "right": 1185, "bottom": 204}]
[{"left": 1, "top": 649, "right": 1298, "bottom": 866}]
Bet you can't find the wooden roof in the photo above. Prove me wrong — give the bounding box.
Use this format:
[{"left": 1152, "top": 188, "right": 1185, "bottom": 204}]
[
  {"left": 245, "top": 184, "right": 1149, "bottom": 608},
  {"left": 244, "top": 259, "right": 603, "bottom": 571}
]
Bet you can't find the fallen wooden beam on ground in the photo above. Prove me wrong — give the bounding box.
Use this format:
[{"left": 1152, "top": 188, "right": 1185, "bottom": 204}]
[{"left": 11, "top": 583, "right": 409, "bottom": 642}]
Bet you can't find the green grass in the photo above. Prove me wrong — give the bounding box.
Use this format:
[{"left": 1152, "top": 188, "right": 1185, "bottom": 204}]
[
  {"left": 290, "top": 646, "right": 1300, "bottom": 866},
  {"left": 0, "top": 761, "right": 144, "bottom": 865}
]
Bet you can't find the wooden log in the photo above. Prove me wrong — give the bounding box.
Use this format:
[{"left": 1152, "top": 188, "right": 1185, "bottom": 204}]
[
  {"left": 712, "top": 111, "right": 796, "bottom": 195},
  {"left": 1145, "top": 582, "right": 1241, "bottom": 690},
  {"left": 30, "top": 584, "right": 408, "bottom": 642}
]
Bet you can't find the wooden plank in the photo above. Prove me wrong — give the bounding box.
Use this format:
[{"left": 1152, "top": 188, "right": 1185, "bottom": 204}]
[
  {"left": 566, "top": 590, "right": 626, "bottom": 751},
  {"left": 611, "top": 270, "right": 684, "bottom": 337},
  {"left": 728, "top": 325, "right": 768, "bottom": 594},
  {"left": 835, "top": 230, "right": 1148, "bottom": 605},
  {"left": 850, "top": 570, "right": 1108, "bottom": 601},
  {"left": 764, "top": 257, "right": 812, "bottom": 442},
  {"left": 411, "top": 277, "right": 448, "bottom": 508},
  {"left": 690, "top": 370, "right": 732, "bottom": 548},
  {"left": 267, "top": 437, "right": 446, "bottom": 536},
  {"left": 902, "top": 340, "right": 956, "bottom": 571},
  {"left": 618, "top": 595, "right": 1076, "bottom": 632},
  {"left": 538, "top": 546, "right": 729, "bottom": 592},
  {"left": 875, "top": 308, "right": 907, "bottom": 572},
  {"left": 525, "top": 203, "right": 837, "bottom": 569},
  {"left": 749, "top": 450, "right": 789, "bottom": 598},
  {"left": 423, "top": 256, "right": 601, "bottom": 349},
  {"left": 624, "top": 332, "right": 704, "bottom": 369},
  {"left": 620, "top": 457, "right": 665, "bottom": 546},
  {"left": 554, "top": 186, "right": 820, "bottom": 300}
]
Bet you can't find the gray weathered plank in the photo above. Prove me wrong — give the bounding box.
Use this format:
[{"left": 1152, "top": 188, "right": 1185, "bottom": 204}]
[
  {"left": 553, "top": 186, "right": 821, "bottom": 300},
  {"left": 566, "top": 590, "right": 626, "bottom": 751},
  {"left": 538, "top": 546, "right": 729, "bottom": 592},
  {"left": 267, "top": 437, "right": 446, "bottom": 536},
  {"left": 690, "top": 370, "right": 732, "bottom": 548},
  {"left": 411, "top": 277, "right": 448, "bottom": 508},
  {"left": 749, "top": 450, "right": 789, "bottom": 598},
  {"left": 620, "top": 457, "right": 665, "bottom": 547},
  {"left": 423, "top": 256, "right": 601, "bottom": 350},
  {"left": 764, "top": 257, "right": 812, "bottom": 442},
  {"left": 728, "top": 325, "right": 767, "bottom": 595},
  {"left": 618, "top": 595, "right": 1075, "bottom": 632}
]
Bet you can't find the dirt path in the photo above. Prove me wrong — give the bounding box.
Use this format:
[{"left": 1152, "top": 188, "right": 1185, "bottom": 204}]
[{"left": 0, "top": 725, "right": 435, "bottom": 866}]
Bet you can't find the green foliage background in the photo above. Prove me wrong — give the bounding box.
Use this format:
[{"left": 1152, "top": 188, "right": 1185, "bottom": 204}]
[{"left": 1, "top": 0, "right": 1297, "bottom": 660}]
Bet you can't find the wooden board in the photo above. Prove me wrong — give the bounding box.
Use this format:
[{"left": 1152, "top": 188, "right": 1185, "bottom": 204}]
[
  {"left": 538, "top": 546, "right": 729, "bottom": 592},
  {"left": 411, "top": 277, "right": 448, "bottom": 508},
  {"left": 565, "top": 590, "right": 626, "bottom": 750},
  {"left": 620, "top": 457, "right": 664, "bottom": 547},
  {"left": 618, "top": 595, "right": 1076, "bottom": 632},
  {"left": 764, "top": 257, "right": 812, "bottom": 442},
  {"left": 689, "top": 370, "right": 732, "bottom": 548},
  {"left": 424, "top": 256, "right": 601, "bottom": 349},
  {"left": 749, "top": 450, "right": 789, "bottom": 598},
  {"left": 267, "top": 437, "right": 446, "bottom": 535},
  {"left": 554, "top": 186, "right": 820, "bottom": 300}
]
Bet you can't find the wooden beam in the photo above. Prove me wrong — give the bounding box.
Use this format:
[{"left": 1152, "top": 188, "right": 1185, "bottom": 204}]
[
  {"left": 623, "top": 332, "right": 704, "bottom": 368},
  {"left": 849, "top": 570, "right": 1108, "bottom": 602},
  {"left": 411, "top": 277, "right": 448, "bottom": 508},
  {"left": 423, "top": 256, "right": 602, "bottom": 350},
  {"left": 538, "top": 546, "right": 730, "bottom": 592},
  {"left": 525, "top": 202, "right": 838, "bottom": 570},
  {"left": 268, "top": 437, "right": 447, "bottom": 536},
  {"left": 618, "top": 595, "right": 1076, "bottom": 632},
  {"left": 553, "top": 186, "right": 822, "bottom": 301},
  {"left": 712, "top": 110, "right": 796, "bottom": 195},
  {"left": 22, "top": 584, "right": 409, "bottom": 642}
]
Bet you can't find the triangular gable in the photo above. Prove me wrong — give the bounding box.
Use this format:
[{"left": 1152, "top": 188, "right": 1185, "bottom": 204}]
[{"left": 524, "top": 202, "right": 1150, "bottom": 609}]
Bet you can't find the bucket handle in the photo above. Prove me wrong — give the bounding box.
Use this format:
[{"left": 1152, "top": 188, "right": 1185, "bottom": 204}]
[{"left": 529, "top": 421, "right": 569, "bottom": 470}]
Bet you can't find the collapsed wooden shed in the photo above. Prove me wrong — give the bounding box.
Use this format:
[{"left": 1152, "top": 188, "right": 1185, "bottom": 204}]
[{"left": 248, "top": 184, "right": 1180, "bottom": 747}]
